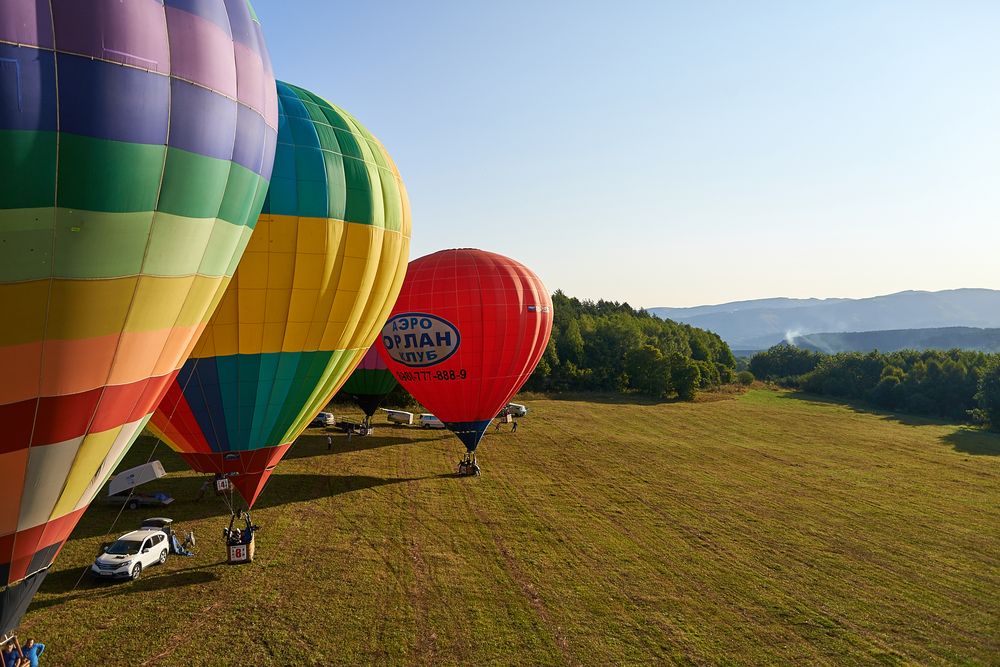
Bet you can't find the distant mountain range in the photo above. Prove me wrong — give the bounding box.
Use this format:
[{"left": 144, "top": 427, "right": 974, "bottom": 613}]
[
  {"left": 649, "top": 289, "right": 1000, "bottom": 351},
  {"left": 789, "top": 327, "right": 1000, "bottom": 354}
]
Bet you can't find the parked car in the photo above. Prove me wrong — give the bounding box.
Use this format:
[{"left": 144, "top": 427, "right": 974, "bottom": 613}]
[
  {"left": 309, "top": 412, "right": 336, "bottom": 428},
  {"left": 419, "top": 414, "right": 445, "bottom": 429},
  {"left": 91, "top": 528, "right": 169, "bottom": 580},
  {"left": 506, "top": 403, "right": 528, "bottom": 417},
  {"left": 381, "top": 409, "right": 414, "bottom": 425},
  {"left": 334, "top": 419, "right": 362, "bottom": 433},
  {"left": 105, "top": 491, "right": 173, "bottom": 510}
]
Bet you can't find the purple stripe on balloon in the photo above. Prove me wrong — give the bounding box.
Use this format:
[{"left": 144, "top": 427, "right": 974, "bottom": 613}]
[
  {"left": 0, "top": 43, "right": 56, "bottom": 132},
  {"left": 0, "top": 0, "right": 53, "bottom": 49},
  {"left": 58, "top": 53, "right": 168, "bottom": 145},
  {"left": 234, "top": 41, "right": 266, "bottom": 118},
  {"left": 165, "top": 5, "right": 237, "bottom": 98},
  {"left": 51, "top": 0, "right": 169, "bottom": 74},
  {"left": 168, "top": 79, "right": 237, "bottom": 163},
  {"left": 163, "top": 0, "right": 233, "bottom": 40},
  {"left": 223, "top": 0, "right": 257, "bottom": 49},
  {"left": 231, "top": 102, "right": 267, "bottom": 175}
]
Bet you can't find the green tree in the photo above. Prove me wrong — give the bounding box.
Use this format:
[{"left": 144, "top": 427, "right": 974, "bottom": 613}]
[
  {"left": 625, "top": 345, "right": 671, "bottom": 398},
  {"left": 975, "top": 360, "right": 1000, "bottom": 430},
  {"left": 670, "top": 355, "right": 701, "bottom": 401}
]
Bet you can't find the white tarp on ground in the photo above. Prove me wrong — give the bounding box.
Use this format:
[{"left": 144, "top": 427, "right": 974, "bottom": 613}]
[{"left": 108, "top": 460, "right": 167, "bottom": 496}]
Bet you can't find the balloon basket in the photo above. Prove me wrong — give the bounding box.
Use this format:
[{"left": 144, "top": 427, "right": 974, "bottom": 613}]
[
  {"left": 227, "top": 536, "right": 255, "bottom": 564},
  {"left": 457, "top": 456, "right": 481, "bottom": 476}
]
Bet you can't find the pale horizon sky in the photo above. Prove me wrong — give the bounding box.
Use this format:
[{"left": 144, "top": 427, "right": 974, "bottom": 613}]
[{"left": 253, "top": 1, "right": 1000, "bottom": 308}]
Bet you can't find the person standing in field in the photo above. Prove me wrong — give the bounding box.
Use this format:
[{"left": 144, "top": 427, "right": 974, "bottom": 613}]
[
  {"left": 327, "top": 434, "right": 333, "bottom": 451},
  {"left": 511, "top": 420, "right": 518, "bottom": 433}
]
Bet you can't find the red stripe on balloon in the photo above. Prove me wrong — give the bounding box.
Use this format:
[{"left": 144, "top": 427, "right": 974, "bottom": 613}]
[{"left": 0, "top": 369, "right": 179, "bottom": 454}]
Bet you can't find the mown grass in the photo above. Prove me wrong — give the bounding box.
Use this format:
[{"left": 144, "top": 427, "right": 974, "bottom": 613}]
[{"left": 19, "top": 390, "right": 1000, "bottom": 665}]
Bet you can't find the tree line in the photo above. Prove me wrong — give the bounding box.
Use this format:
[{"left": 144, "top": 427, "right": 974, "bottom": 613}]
[
  {"left": 748, "top": 343, "right": 1000, "bottom": 427},
  {"left": 524, "top": 291, "right": 737, "bottom": 399}
]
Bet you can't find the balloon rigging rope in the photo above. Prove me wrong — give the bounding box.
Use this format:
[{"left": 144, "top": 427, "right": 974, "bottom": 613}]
[{"left": 68, "top": 357, "right": 205, "bottom": 592}]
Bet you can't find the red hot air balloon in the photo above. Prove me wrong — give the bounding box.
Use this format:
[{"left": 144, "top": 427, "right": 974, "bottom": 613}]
[{"left": 378, "top": 249, "right": 552, "bottom": 469}]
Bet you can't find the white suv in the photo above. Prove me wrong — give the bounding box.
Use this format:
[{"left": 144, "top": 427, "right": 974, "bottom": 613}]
[{"left": 92, "top": 528, "right": 169, "bottom": 580}]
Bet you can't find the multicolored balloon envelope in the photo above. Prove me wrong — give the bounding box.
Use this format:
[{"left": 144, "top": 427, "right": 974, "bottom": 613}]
[
  {"left": 341, "top": 346, "right": 399, "bottom": 422},
  {"left": 149, "top": 81, "right": 411, "bottom": 506},
  {"left": 0, "top": 0, "right": 277, "bottom": 637},
  {"left": 378, "top": 249, "right": 553, "bottom": 452}
]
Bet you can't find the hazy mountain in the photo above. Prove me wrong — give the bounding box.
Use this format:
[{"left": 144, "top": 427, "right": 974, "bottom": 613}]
[
  {"left": 789, "top": 327, "right": 1000, "bottom": 354},
  {"left": 649, "top": 289, "right": 1000, "bottom": 350}
]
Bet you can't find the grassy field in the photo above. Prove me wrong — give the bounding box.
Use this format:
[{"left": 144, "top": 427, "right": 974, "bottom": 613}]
[{"left": 18, "top": 389, "right": 1000, "bottom": 666}]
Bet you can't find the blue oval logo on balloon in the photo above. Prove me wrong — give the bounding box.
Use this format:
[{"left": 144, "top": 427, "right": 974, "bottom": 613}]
[{"left": 381, "top": 312, "right": 461, "bottom": 367}]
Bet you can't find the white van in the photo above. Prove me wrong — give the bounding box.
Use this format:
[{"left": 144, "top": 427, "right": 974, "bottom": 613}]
[
  {"left": 419, "top": 414, "right": 445, "bottom": 429},
  {"left": 381, "top": 409, "right": 414, "bottom": 425},
  {"left": 506, "top": 403, "right": 528, "bottom": 417}
]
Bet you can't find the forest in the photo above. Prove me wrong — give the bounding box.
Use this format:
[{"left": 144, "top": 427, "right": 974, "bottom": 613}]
[
  {"left": 748, "top": 343, "right": 1000, "bottom": 427},
  {"left": 522, "top": 291, "right": 736, "bottom": 399}
]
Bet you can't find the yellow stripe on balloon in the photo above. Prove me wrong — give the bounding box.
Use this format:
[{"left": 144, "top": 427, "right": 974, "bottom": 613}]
[
  {"left": 0, "top": 274, "right": 229, "bottom": 347},
  {"left": 190, "top": 216, "right": 410, "bottom": 358}
]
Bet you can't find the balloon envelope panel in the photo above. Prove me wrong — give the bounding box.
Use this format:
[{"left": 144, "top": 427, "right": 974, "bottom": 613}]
[
  {"left": 342, "top": 346, "right": 398, "bottom": 417},
  {"left": 0, "top": 0, "right": 277, "bottom": 636},
  {"left": 378, "top": 249, "right": 553, "bottom": 452},
  {"left": 149, "top": 81, "right": 411, "bottom": 506}
]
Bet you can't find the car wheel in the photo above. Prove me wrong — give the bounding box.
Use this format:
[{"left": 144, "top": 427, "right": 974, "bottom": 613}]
[
  {"left": 127, "top": 499, "right": 139, "bottom": 510},
  {"left": 131, "top": 563, "right": 142, "bottom": 580},
  {"left": 158, "top": 549, "right": 167, "bottom": 565}
]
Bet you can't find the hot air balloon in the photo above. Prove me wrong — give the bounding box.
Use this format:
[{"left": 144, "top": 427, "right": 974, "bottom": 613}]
[
  {"left": 148, "top": 80, "right": 411, "bottom": 508},
  {"left": 340, "top": 346, "right": 399, "bottom": 431},
  {"left": 377, "top": 249, "right": 553, "bottom": 474},
  {"left": 0, "top": 0, "right": 277, "bottom": 637}
]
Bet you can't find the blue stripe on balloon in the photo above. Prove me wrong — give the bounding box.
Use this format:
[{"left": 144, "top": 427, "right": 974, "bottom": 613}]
[
  {"left": 233, "top": 101, "right": 268, "bottom": 176},
  {"left": 443, "top": 420, "right": 493, "bottom": 452},
  {"left": 2, "top": 53, "right": 274, "bottom": 177},
  {"left": 57, "top": 53, "right": 169, "bottom": 146},
  {"left": 177, "top": 358, "right": 232, "bottom": 453},
  {"left": 0, "top": 43, "right": 56, "bottom": 132},
  {"left": 168, "top": 78, "right": 237, "bottom": 162}
]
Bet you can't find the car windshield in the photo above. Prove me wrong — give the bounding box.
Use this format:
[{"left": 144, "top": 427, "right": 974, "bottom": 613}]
[{"left": 106, "top": 539, "right": 143, "bottom": 555}]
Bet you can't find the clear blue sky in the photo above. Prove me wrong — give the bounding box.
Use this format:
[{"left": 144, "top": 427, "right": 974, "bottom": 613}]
[{"left": 253, "top": 0, "right": 1000, "bottom": 307}]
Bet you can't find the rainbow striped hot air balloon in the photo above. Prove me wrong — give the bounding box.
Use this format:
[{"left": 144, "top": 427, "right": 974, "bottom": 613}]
[
  {"left": 149, "top": 81, "right": 411, "bottom": 506},
  {"left": 0, "top": 0, "right": 277, "bottom": 637}
]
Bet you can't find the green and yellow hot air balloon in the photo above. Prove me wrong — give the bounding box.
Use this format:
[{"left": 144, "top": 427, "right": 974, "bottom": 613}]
[{"left": 149, "top": 81, "right": 411, "bottom": 506}]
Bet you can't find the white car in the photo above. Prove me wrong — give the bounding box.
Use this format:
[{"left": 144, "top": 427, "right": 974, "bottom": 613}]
[
  {"left": 91, "top": 528, "right": 169, "bottom": 580},
  {"left": 419, "top": 414, "right": 445, "bottom": 429},
  {"left": 506, "top": 403, "right": 528, "bottom": 418},
  {"left": 309, "top": 412, "right": 335, "bottom": 428}
]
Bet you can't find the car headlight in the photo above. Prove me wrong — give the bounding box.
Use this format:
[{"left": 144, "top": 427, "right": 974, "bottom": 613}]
[{"left": 117, "top": 561, "right": 132, "bottom": 569}]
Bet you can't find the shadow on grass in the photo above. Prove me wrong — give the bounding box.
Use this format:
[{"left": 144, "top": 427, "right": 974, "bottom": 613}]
[
  {"left": 940, "top": 429, "right": 1000, "bottom": 456},
  {"left": 542, "top": 392, "right": 673, "bottom": 406},
  {"left": 33, "top": 565, "right": 220, "bottom": 610},
  {"left": 69, "top": 473, "right": 427, "bottom": 540},
  {"left": 286, "top": 431, "right": 449, "bottom": 459},
  {"left": 776, "top": 392, "right": 1000, "bottom": 456},
  {"left": 775, "top": 391, "right": 951, "bottom": 427}
]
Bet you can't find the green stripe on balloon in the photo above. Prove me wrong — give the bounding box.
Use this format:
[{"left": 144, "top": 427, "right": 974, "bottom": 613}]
[{"left": 0, "top": 210, "right": 260, "bottom": 281}]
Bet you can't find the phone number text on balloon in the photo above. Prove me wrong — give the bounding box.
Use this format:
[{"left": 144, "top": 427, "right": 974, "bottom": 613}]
[{"left": 396, "top": 369, "right": 468, "bottom": 382}]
